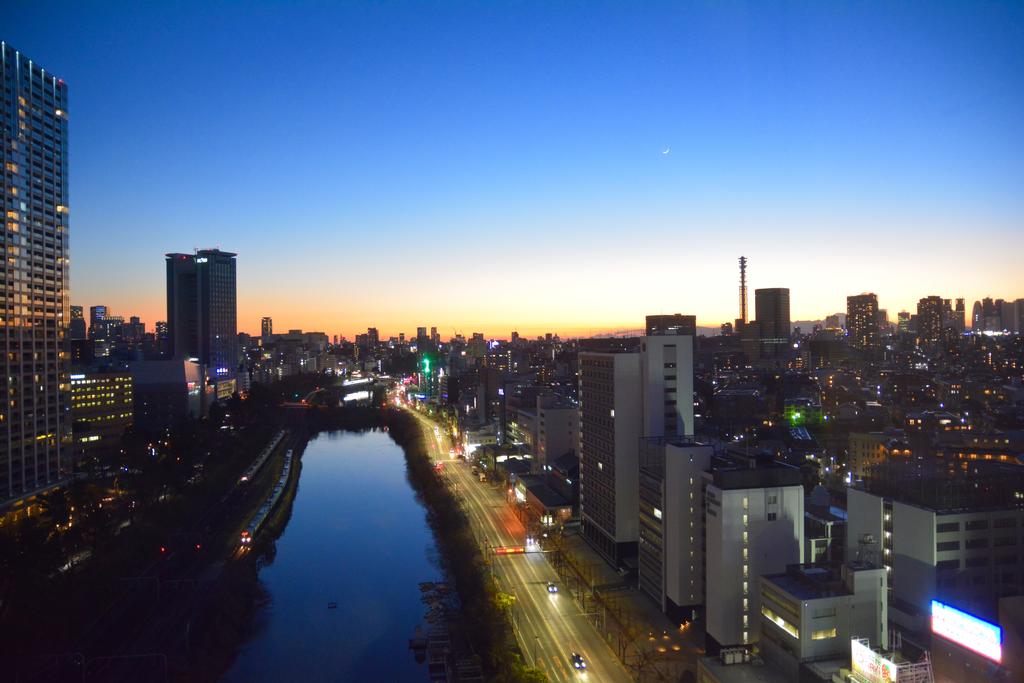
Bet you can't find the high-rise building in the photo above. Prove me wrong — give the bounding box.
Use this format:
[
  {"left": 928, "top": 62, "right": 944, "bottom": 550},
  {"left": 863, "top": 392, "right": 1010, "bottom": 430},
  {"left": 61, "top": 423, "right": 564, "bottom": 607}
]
[
  {"left": 640, "top": 334, "right": 695, "bottom": 439},
  {"left": 876, "top": 308, "right": 889, "bottom": 335},
  {"left": 897, "top": 311, "right": 911, "bottom": 334},
  {"left": 705, "top": 463, "right": 805, "bottom": 651},
  {"left": 69, "top": 305, "right": 87, "bottom": 340},
  {"left": 367, "top": 327, "right": 379, "bottom": 347},
  {"left": 954, "top": 298, "right": 966, "bottom": 334},
  {"left": 88, "top": 305, "right": 108, "bottom": 340},
  {"left": 1000, "top": 299, "right": 1022, "bottom": 333},
  {"left": 846, "top": 293, "right": 880, "bottom": 351},
  {"left": 580, "top": 332, "right": 696, "bottom": 569},
  {"left": 536, "top": 395, "right": 578, "bottom": 465},
  {"left": 645, "top": 314, "right": 697, "bottom": 337},
  {"left": 578, "top": 349, "right": 642, "bottom": 564},
  {"left": 124, "top": 315, "right": 145, "bottom": 344},
  {"left": 916, "top": 295, "right": 945, "bottom": 346},
  {"left": 154, "top": 321, "right": 169, "bottom": 357},
  {"left": 975, "top": 297, "right": 1001, "bottom": 331},
  {"left": 416, "top": 326, "right": 428, "bottom": 347},
  {"left": 754, "top": 288, "right": 791, "bottom": 360},
  {"left": 1013, "top": 299, "right": 1024, "bottom": 334},
  {"left": 165, "top": 249, "right": 238, "bottom": 376},
  {"left": 0, "top": 44, "right": 71, "bottom": 503},
  {"left": 261, "top": 316, "right": 273, "bottom": 338},
  {"left": 639, "top": 440, "right": 714, "bottom": 620}
]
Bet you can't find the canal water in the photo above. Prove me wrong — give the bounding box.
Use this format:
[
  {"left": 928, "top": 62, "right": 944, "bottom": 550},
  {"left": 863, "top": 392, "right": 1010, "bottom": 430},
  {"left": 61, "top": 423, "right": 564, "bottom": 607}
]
[{"left": 223, "top": 429, "right": 440, "bottom": 682}]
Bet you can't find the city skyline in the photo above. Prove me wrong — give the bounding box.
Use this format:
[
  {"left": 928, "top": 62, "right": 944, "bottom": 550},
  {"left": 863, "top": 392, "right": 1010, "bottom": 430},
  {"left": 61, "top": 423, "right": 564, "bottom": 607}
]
[
  {"left": 7, "top": 2, "right": 1023, "bottom": 338},
  {"left": 4, "top": 6, "right": 1024, "bottom": 682}
]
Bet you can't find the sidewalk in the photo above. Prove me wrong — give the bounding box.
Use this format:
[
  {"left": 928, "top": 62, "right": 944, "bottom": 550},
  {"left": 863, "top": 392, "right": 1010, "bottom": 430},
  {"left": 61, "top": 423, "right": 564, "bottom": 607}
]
[{"left": 555, "top": 531, "right": 705, "bottom": 682}]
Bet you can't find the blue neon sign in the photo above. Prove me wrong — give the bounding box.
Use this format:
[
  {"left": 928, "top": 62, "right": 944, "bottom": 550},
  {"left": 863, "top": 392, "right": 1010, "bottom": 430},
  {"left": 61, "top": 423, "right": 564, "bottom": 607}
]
[{"left": 931, "top": 599, "right": 1001, "bottom": 662}]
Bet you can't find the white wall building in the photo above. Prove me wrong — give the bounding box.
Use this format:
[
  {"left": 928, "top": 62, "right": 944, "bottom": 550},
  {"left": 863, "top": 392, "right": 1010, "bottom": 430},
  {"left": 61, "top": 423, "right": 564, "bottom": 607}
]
[
  {"left": 580, "top": 331, "right": 696, "bottom": 567},
  {"left": 639, "top": 440, "right": 714, "bottom": 620},
  {"left": 640, "top": 334, "right": 695, "bottom": 439},
  {"left": 759, "top": 563, "right": 887, "bottom": 680},
  {"left": 705, "top": 463, "right": 805, "bottom": 651},
  {"left": 846, "top": 487, "right": 1024, "bottom": 633},
  {"left": 536, "top": 395, "right": 578, "bottom": 467}
]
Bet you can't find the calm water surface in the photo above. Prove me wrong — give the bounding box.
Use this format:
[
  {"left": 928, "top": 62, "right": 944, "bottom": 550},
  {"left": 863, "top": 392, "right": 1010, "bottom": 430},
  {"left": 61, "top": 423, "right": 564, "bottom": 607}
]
[{"left": 223, "top": 429, "right": 439, "bottom": 682}]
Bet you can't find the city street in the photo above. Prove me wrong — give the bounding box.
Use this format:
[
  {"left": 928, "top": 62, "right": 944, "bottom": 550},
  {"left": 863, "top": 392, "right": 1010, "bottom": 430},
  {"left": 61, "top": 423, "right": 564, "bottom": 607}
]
[{"left": 407, "top": 408, "right": 633, "bottom": 683}]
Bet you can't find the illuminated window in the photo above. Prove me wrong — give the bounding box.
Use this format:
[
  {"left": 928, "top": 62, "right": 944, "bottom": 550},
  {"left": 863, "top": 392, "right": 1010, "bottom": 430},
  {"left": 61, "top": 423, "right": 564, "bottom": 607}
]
[
  {"left": 761, "top": 605, "right": 798, "bottom": 639},
  {"left": 812, "top": 627, "right": 837, "bottom": 640}
]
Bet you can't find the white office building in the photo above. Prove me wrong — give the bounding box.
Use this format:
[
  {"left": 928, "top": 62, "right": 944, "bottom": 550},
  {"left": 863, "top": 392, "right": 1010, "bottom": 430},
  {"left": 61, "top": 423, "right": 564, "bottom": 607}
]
[
  {"left": 759, "top": 562, "right": 887, "bottom": 680},
  {"left": 639, "top": 440, "right": 714, "bottom": 620},
  {"left": 640, "top": 334, "right": 694, "bottom": 439},
  {"left": 705, "top": 463, "right": 805, "bottom": 651},
  {"left": 579, "top": 331, "right": 696, "bottom": 567},
  {"left": 846, "top": 487, "right": 1024, "bottom": 633},
  {"left": 535, "top": 395, "right": 578, "bottom": 468}
]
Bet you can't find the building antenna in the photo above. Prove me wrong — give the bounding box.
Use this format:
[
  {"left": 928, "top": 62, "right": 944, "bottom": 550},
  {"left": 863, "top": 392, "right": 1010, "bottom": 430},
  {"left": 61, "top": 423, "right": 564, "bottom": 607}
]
[{"left": 739, "top": 256, "right": 748, "bottom": 324}]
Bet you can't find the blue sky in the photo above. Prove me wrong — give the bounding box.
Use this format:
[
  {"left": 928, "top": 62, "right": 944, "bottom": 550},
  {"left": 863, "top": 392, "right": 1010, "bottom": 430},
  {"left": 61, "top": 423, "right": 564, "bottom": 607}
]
[{"left": 7, "top": 1, "right": 1023, "bottom": 336}]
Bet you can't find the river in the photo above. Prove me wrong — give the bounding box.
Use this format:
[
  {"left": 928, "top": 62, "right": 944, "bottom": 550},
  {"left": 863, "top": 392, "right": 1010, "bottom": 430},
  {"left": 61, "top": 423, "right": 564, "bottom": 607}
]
[{"left": 223, "top": 429, "right": 440, "bottom": 682}]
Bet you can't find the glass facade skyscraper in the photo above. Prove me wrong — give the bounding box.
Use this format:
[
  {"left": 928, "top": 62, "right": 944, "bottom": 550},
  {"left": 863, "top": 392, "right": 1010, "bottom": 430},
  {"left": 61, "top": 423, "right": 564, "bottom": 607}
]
[
  {"left": 165, "top": 249, "right": 238, "bottom": 376},
  {"left": 0, "top": 43, "right": 71, "bottom": 503},
  {"left": 754, "top": 287, "right": 791, "bottom": 360}
]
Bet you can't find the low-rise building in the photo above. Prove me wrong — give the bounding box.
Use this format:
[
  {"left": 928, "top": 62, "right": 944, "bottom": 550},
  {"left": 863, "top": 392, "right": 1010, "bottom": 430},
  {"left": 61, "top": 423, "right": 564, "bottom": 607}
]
[
  {"left": 129, "top": 360, "right": 211, "bottom": 431},
  {"left": 847, "top": 431, "right": 911, "bottom": 479},
  {"left": 513, "top": 474, "right": 572, "bottom": 528},
  {"left": 758, "top": 562, "right": 887, "bottom": 680}
]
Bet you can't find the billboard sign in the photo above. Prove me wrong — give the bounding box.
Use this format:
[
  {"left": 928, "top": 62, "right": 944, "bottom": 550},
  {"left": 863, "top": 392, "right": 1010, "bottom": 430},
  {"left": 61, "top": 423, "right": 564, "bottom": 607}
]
[
  {"left": 850, "top": 638, "right": 897, "bottom": 683},
  {"left": 931, "top": 600, "right": 1002, "bottom": 663}
]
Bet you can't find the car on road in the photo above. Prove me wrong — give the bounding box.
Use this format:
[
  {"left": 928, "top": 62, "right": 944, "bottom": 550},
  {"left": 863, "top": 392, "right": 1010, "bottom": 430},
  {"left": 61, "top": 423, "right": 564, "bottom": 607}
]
[
  {"left": 570, "top": 652, "right": 587, "bottom": 671},
  {"left": 546, "top": 581, "right": 558, "bottom": 594}
]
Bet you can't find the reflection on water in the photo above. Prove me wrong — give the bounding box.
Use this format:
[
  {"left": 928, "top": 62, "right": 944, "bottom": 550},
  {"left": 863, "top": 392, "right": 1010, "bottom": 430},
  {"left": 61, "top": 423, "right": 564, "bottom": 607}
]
[{"left": 222, "top": 430, "right": 438, "bottom": 682}]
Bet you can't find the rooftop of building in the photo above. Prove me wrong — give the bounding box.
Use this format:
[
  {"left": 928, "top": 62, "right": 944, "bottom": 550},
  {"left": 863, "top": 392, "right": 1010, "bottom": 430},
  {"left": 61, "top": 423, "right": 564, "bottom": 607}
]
[
  {"left": 710, "top": 458, "right": 803, "bottom": 491},
  {"left": 853, "top": 466, "right": 1024, "bottom": 513},
  {"left": 698, "top": 654, "right": 792, "bottom": 683},
  {"left": 762, "top": 563, "right": 877, "bottom": 601},
  {"left": 550, "top": 450, "right": 578, "bottom": 475},
  {"left": 516, "top": 475, "right": 571, "bottom": 509},
  {"left": 577, "top": 337, "right": 641, "bottom": 353}
]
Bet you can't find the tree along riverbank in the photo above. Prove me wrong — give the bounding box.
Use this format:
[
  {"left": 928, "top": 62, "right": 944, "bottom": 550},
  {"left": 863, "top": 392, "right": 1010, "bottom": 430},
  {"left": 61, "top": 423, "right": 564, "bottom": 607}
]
[{"left": 293, "top": 405, "right": 547, "bottom": 682}]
